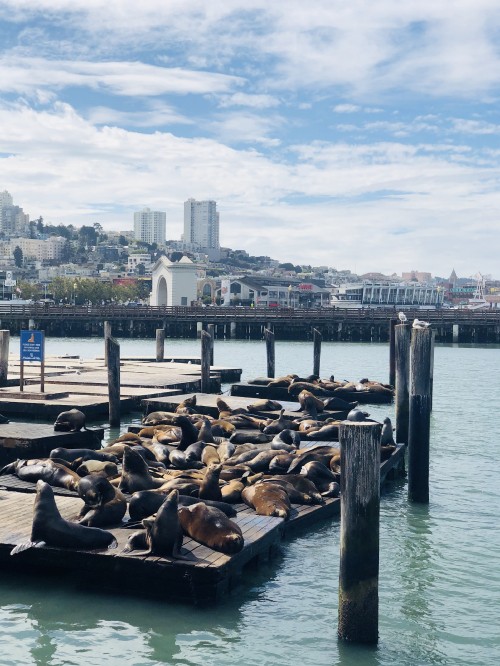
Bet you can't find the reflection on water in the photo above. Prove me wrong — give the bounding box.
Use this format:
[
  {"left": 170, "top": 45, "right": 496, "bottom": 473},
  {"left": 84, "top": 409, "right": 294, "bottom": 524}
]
[{"left": 1, "top": 339, "right": 500, "bottom": 666}]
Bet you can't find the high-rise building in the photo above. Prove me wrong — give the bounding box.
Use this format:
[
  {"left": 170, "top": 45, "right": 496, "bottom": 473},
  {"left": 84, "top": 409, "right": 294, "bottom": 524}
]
[
  {"left": 0, "top": 190, "right": 29, "bottom": 236},
  {"left": 183, "top": 199, "right": 220, "bottom": 260},
  {"left": 133, "top": 208, "right": 166, "bottom": 245}
]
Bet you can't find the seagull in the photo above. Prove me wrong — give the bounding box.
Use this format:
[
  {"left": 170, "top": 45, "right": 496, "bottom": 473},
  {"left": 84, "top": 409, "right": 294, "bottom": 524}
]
[
  {"left": 398, "top": 312, "right": 407, "bottom": 323},
  {"left": 412, "top": 318, "right": 431, "bottom": 329}
]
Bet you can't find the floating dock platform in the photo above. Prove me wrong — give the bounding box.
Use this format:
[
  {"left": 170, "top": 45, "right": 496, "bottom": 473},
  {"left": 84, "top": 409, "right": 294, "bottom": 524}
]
[
  {"left": 230, "top": 381, "right": 393, "bottom": 404},
  {"left": 0, "top": 444, "right": 405, "bottom": 603}
]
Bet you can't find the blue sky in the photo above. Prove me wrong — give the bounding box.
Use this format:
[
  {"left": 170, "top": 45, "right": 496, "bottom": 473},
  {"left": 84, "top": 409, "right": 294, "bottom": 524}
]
[{"left": 0, "top": 1, "right": 499, "bottom": 277}]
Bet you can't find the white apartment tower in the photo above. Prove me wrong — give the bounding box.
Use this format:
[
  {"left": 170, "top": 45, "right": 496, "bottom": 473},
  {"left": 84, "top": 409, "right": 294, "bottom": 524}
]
[
  {"left": 183, "top": 199, "right": 220, "bottom": 260},
  {"left": 133, "top": 208, "right": 166, "bottom": 245}
]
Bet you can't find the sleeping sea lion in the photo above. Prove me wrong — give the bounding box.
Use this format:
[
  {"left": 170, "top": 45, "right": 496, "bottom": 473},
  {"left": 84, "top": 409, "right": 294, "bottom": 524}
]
[
  {"left": 11, "top": 481, "right": 117, "bottom": 554},
  {"left": 178, "top": 502, "right": 244, "bottom": 554},
  {"left": 49, "top": 448, "right": 119, "bottom": 465},
  {"left": 201, "top": 445, "right": 220, "bottom": 466},
  {"left": 241, "top": 483, "right": 291, "bottom": 519},
  {"left": 142, "top": 411, "right": 177, "bottom": 426},
  {"left": 228, "top": 432, "right": 272, "bottom": 445},
  {"left": 246, "top": 399, "right": 283, "bottom": 413},
  {"left": 77, "top": 476, "right": 127, "bottom": 527},
  {"left": 2, "top": 459, "right": 79, "bottom": 491},
  {"left": 75, "top": 460, "right": 118, "bottom": 478},
  {"left": 271, "top": 429, "right": 301, "bottom": 451},
  {"left": 220, "top": 479, "right": 245, "bottom": 503},
  {"left": 322, "top": 397, "right": 358, "bottom": 412}
]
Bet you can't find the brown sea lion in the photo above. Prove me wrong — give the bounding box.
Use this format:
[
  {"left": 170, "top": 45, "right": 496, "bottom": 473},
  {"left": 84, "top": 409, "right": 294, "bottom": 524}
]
[
  {"left": 219, "top": 464, "right": 252, "bottom": 481},
  {"left": 220, "top": 479, "right": 245, "bottom": 503},
  {"left": 260, "top": 478, "right": 320, "bottom": 505},
  {"left": 112, "top": 432, "right": 142, "bottom": 444},
  {"left": 298, "top": 390, "right": 325, "bottom": 413},
  {"left": 75, "top": 460, "right": 119, "bottom": 478},
  {"left": 154, "top": 428, "right": 182, "bottom": 444},
  {"left": 242, "top": 483, "right": 291, "bottom": 519},
  {"left": 198, "top": 464, "right": 223, "bottom": 502},
  {"left": 217, "top": 441, "right": 236, "bottom": 462},
  {"left": 77, "top": 476, "right": 127, "bottom": 527},
  {"left": 302, "top": 421, "right": 341, "bottom": 441},
  {"left": 197, "top": 418, "right": 216, "bottom": 443},
  {"left": 210, "top": 420, "right": 236, "bottom": 437},
  {"left": 268, "top": 452, "right": 296, "bottom": 474},
  {"left": 266, "top": 374, "right": 297, "bottom": 387},
  {"left": 288, "top": 446, "right": 338, "bottom": 474},
  {"left": 175, "top": 395, "right": 198, "bottom": 414},
  {"left": 178, "top": 502, "right": 244, "bottom": 554},
  {"left": 128, "top": 490, "right": 237, "bottom": 522},
  {"left": 11, "top": 481, "right": 117, "bottom": 555},
  {"left": 201, "top": 445, "right": 220, "bottom": 466},
  {"left": 300, "top": 461, "right": 339, "bottom": 493},
  {"left": 246, "top": 399, "right": 283, "bottom": 413},
  {"left": 142, "top": 411, "right": 177, "bottom": 426},
  {"left": 2, "top": 459, "right": 79, "bottom": 491}
]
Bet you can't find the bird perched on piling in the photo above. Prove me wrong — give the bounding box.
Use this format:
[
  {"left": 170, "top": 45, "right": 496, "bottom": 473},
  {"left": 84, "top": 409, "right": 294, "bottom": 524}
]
[
  {"left": 398, "top": 312, "right": 407, "bottom": 323},
  {"left": 412, "top": 318, "right": 431, "bottom": 329}
]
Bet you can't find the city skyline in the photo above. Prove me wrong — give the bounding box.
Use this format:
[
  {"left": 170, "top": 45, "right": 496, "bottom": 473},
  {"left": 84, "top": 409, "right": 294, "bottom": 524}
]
[{"left": 0, "top": 2, "right": 498, "bottom": 276}]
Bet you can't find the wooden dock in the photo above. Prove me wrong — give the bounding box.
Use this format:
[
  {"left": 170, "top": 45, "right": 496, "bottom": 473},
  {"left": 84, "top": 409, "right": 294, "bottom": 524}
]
[
  {"left": 230, "top": 381, "right": 393, "bottom": 404},
  {"left": 0, "top": 445, "right": 405, "bottom": 603},
  {"left": 0, "top": 423, "right": 104, "bottom": 466}
]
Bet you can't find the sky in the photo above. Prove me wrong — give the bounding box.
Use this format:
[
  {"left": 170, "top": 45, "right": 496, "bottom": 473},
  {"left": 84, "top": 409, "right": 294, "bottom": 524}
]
[{"left": 0, "top": 1, "right": 499, "bottom": 278}]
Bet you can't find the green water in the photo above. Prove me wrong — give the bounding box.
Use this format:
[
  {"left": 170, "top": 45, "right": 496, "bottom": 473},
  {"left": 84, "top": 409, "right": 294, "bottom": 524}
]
[{"left": 1, "top": 339, "right": 499, "bottom": 666}]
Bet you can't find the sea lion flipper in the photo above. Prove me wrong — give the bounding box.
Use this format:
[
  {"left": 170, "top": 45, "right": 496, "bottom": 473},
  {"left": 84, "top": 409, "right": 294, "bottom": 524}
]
[
  {"left": 10, "top": 540, "right": 46, "bottom": 555},
  {"left": 107, "top": 537, "right": 118, "bottom": 550}
]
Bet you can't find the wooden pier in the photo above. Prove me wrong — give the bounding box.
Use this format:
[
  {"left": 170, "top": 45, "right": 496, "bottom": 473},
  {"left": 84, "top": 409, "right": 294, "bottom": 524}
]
[{"left": 0, "top": 444, "right": 405, "bottom": 603}]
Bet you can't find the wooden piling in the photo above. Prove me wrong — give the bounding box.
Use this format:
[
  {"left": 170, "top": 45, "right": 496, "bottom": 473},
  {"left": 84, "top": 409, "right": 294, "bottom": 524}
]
[
  {"left": 429, "top": 329, "right": 435, "bottom": 411},
  {"left": 0, "top": 330, "right": 9, "bottom": 387},
  {"left": 338, "top": 421, "right": 381, "bottom": 644},
  {"left": 155, "top": 328, "right": 165, "bottom": 362},
  {"left": 395, "top": 323, "right": 411, "bottom": 444},
  {"left": 201, "top": 330, "right": 211, "bottom": 393},
  {"left": 264, "top": 328, "right": 275, "bottom": 378},
  {"left": 207, "top": 323, "right": 215, "bottom": 365},
  {"left": 408, "top": 327, "right": 432, "bottom": 503},
  {"left": 389, "top": 318, "right": 396, "bottom": 387},
  {"left": 106, "top": 336, "right": 120, "bottom": 427},
  {"left": 313, "top": 328, "right": 322, "bottom": 377},
  {"left": 104, "top": 321, "right": 112, "bottom": 367}
]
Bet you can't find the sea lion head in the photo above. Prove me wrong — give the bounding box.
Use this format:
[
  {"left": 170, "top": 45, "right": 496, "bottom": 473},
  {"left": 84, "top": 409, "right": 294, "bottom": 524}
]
[{"left": 78, "top": 475, "right": 116, "bottom": 507}]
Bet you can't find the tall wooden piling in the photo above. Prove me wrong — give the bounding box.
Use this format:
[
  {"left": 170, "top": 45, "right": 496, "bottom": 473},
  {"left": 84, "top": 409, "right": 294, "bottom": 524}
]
[
  {"left": 207, "top": 323, "right": 215, "bottom": 365},
  {"left": 313, "top": 328, "right": 322, "bottom": 377},
  {"left": 429, "top": 330, "right": 435, "bottom": 411},
  {"left": 264, "top": 328, "right": 275, "bottom": 378},
  {"left": 408, "top": 327, "right": 432, "bottom": 503},
  {"left": 0, "top": 330, "right": 9, "bottom": 387},
  {"left": 338, "top": 421, "right": 382, "bottom": 644},
  {"left": 395, "top": 323, "right": 411, "bottom": 444},
  {"left": 104, "top": 321, "right": 112, "bottom": 367},
  {"left": 389, "top": 318, "right": 397, "bottom": 387},
  {"left": 201, "top": 330, "right": 211, "bottom": 393},
  {"left": 155, "top": 328, "right": 165, "bottom": 362},
  {"left": 106, "top": 335, "right": 120, "bottom": 427}
]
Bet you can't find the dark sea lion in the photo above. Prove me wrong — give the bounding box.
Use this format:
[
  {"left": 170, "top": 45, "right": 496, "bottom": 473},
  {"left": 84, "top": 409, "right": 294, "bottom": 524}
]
[
  {"left": 4, "top": 459, "right": 80, "bottom": 491},
  {"left": 53, "top": 408, "right": 87, "bottom": 432},
  {"left": 143, "top": 441, "right": 170, "bottom": 465},
  {"left": 380, "top": 417, "right": 396, "bottom": 445},
  {"left": 346, "top": 408, "right": 371, "bottom": 422},
  {"left": 287, "top": 447, "right": 338, "bottom": 474},
  {"left": 178, "top": 502, "right": 244, "bottom": 554},
  {"left": 11, "top": 480, "right": 117, "bottom": 555},
  {"left": 323, "top": 396, "right": 358, "bottom": 412},
  {"left": 260, "top": 478, "right": 320, "bottom": 505},
  {"left": 300, "top": 461, "right": 339, "bottom": 492},
  {"left": 128, "top": 490, "right": 236, "bottom": 521},
  {"left": 77, "top": 476, "right": 127, "bottom": 527},
  {"left": 210, "top": 420, "right": 236, "bottom": 438},
  {"left": 201, "top": 445, "right": 220, "bottom": 466},
  {"left": 158, "top": 478, "right": 200, "bottom": 495},
  {"left": 183, "top": 440, "right": 208, "bottom": 465},
  {"left": 50, "top": 448, "right": 119, "bottom": 465},
  {"left": 381, "top": 444, "right": 397, "bottom": 461},
  {"left": 246, "top": 450, "right": 280, "bottom": 473},
  {"left": 262, "top": 409, "right": 297, "bottom": 435},
  {"left": 219, "top": 464, "right": 252, "bottom": 481},
  {"left": 198, "top": 464, "right": 223, "bottom": 502},
  {"left": 268, "top": 452, "right": 296, "bottom": 474},
  {"left": 75, "top": 460, "right": 118, "bottom": 478},
  {"left": 172, "top": 415, "right": 200, "bottom": 450},
  {"left": 288, "top": 382, "right": 332, "bottom": 397},
  {"left": 125, "top": 490, "right": 185, "bottom": 558},
  {"left": 119, "top": 446, "right": 165, "bottom": 493},
  {"left": 322, "top": 481, "right": 340, "bottom": 498},
  {"left": 302, "top": 421, "right": 340, "bottom": 441},
  {"left": 197, "top": 418, "right": 215, "bottom": 443},
  {"left": 229, "top": 431, "right": 272, "bottom": 445},
  {"left": 242, "top": 483, "right": 291, "bottom": 519},
  {"left": 271, "top": 429, "right": 301, "bottom": 451},
  {"left": 246, "top": 399, "right": 283, "bottom": 413}
]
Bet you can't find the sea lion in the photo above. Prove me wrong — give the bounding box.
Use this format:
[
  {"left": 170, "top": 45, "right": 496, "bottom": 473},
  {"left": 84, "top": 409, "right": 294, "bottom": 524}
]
[
  {"left": 246, "top": 399, "right": 283, "bottom": 413},
  {"left": 118, "top": 446, "right": 165, "bottom": 493},
  {"left": 259, "top": 478, "right": 321, "bottom": 505},
  {"left": 300, "top": 461, "right": 339, "bottom": 493},
  {"left": 53, "top": 408, "right": 88, "bottom": 432},
  {"left": 172, "top": 415, "right": 200, "bottom": 450},
  {"left": 128, "top": 490, "right": 236, "bottom": 521},
  {"left": 228, "top": 432, "right": 272, "bottom": 445},
  {"left": 298, "top": 390, "right": 325, "bottom": 414},
  {"left": 201, "top": 445, "right": 220, "bottom": 466},
  {"left": 175, "top": 395, "right": 198, "bottom": 414},
  {"left": 220, "top": 479, "right": 245, "bottom": 503},
  {"left": 380, "top": 417, "right": 396, "bottom": 445},
  {"left": 125, "top": 490, "right": 184, "bottom": 558},
  {"left": 246, "top": 450, "right": 280, "bottom": 473},
  {"left": 302, "top": 421, "right": 340, "bottom": 441},
  {"left": 266, "top": 374, "right": 297, "bottom": 387},
  {"left": 198, "top": 464, "right": 223, "bottom": 502},
  {"left": 142, "top": 411, "right": 177, "bottom": 426},
  {"left": 178, "top": 502, "right": 244, "bottom": 554},
  {"left": 2, "top": 459, "right": 79, "bottom": 491},
  {"left": 242, "top": 483, "right": 291, "bottom": 519},
  {"left": 271, "top": 429, "right": 301, "bottom": 451},
  {"left": 142, "top": 441, "right": 171, "bottom": 465},
  {"left": 75, "top": 460, "right": 118, "bottom": 478},
  {"left": 153, "top": 428, "right": 182, "bottom": 444},
  {"left": 112, "top": 432, "right": 142, "bottom": 444},
  {"left": 11, "top": 481, "right": 117, "bottom": 554},
  {"left": 287, "top": 446, "right": 338, "bottom": 474},
  {"left": 210, "top": 420, "right": 236, "bottom": 438},
  {"left": 77, "top": 476, "right": 127, "bottom": 527},
  {"left": 346, "top": 408, "right": 371, "bottom": 422},
  {"left": 183, "top": 440, "right": 208, "bottom": 465},
  {"left": 262, "top": 410, "right": 297, "bottom": 435},
  {"left": 49, "top": 448, "right": 119, "bottom": 465},
  {"left": 262, "top": 473, "right": 323, "bottom": 503},
  {"left": 323, "top": 397, "right": 358, "bottom": 412},
  {"left": 268, "top": 452, "right": 296, "bottom": 474},
  {"left": 288, "top": 382, "right": 332, "bottom": 398},
  {"left": 197, "top": 418, "right": 216, "bottom": 443}
]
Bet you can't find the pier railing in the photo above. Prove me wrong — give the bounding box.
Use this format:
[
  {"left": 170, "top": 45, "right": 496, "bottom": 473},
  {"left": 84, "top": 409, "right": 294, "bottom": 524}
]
[{"left": 0, "top": 304, "right": 499, "bottom": 325}]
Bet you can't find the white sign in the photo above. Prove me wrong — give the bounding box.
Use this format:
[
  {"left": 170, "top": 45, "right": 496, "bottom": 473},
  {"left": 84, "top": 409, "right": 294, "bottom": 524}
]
[{"left": 4, "top": 279, "right": 16, "bottom": 287}]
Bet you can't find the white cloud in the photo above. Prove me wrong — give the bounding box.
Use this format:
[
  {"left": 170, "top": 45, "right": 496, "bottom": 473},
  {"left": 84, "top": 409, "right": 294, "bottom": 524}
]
[
  {"left": 216, "top": 93, "right": 281, "bottom": 109},
  {"left": 87, "top": 104, "right": 192, "bottom": 128},
  {"left": 333, "top": 104, "right": 360, "bottom": 113}
]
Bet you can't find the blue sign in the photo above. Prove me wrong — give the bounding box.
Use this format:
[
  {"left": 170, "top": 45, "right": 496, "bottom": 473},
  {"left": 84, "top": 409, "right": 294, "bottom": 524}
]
[{"left": 20, "top": 330, "right": 45, "bottom": 362}]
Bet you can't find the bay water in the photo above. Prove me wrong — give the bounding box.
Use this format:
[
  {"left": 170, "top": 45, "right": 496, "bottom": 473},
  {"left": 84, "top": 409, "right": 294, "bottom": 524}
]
[{"left": 0, "top": 338, "right": 499, "bottom": 666}]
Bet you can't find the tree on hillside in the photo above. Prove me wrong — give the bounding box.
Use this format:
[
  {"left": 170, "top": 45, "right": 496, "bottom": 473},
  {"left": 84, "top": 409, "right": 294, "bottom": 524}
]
[{"left": 13, "top": 246, "right": 23, "bottom": 268}]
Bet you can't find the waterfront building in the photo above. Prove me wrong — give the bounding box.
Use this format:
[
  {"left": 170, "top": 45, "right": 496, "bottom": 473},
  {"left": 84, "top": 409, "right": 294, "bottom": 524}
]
[
  {"left": 215, "top": 276, "right": 331, "bottom": 308},
  {"left": 331, "top": 280, "right": 444, "bottom": 307},
  {"left": 183, "top": 199, "right": 220, "bottom": 261},
  {"left": 133, "top": 208, "right": 166, "bottom": 245},
  {"left": 150, "top": 255, "right": 198, "bottom": 306}
]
